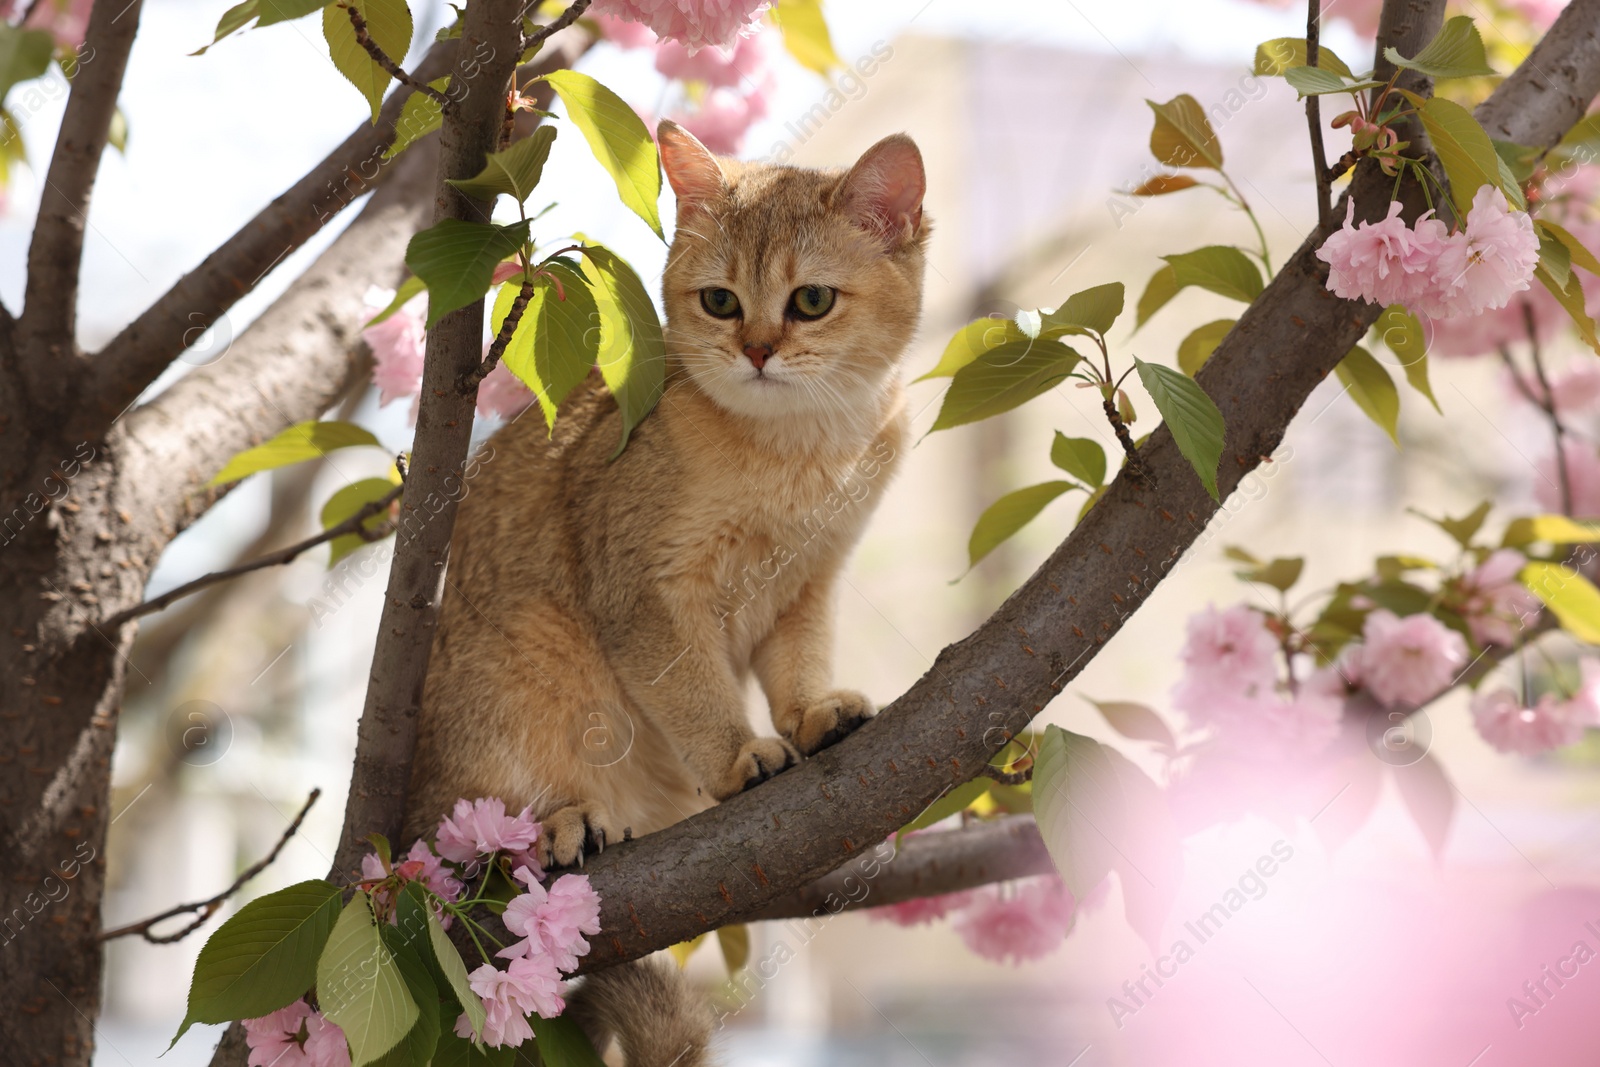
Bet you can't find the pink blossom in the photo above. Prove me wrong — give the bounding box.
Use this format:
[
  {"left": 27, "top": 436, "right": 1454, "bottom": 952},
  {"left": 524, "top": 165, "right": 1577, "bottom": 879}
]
[
  {"left": 1507, "top": 359, "right": 1600, "bottom": 415},
  {"left": 502, "top": 870, "right": 603, "bottom": 972},
  {"left": 654, "top": 28, "right": 771, "bottom": 89},
  {"left": 951, "top": 877, "right": 1075, "bottom": 965},
  {"left": 0, "top": 0, "right": 92, "bottom": 49},
  {"left": 1422, "top": 187, "right": 1540, "bottom": 319},
  {"left": 1431, "top": 289, "right": 1565, "bottom": 359},
  {"left": 1238, "top": 0, "right": 1384, "bottom": 36},
  {"left": 868, "top": 890, "right": 974, "bottom": 927},
  {"left": 590, "top": 12, "right": 660, "bottom": 48},
  {"left": 1564, "top": 659, "right": 1600, "bottom": 725},
  {"left": 490, "top": 261, "right": 523, "bottom": 285},
  {"left": 1315, "top": 200, "right": 1450, "bottom": 308},
  {"left": 475, "top": 361, "right": 536, "bottom": 420},
  {"left": 587, "top": 0, "right": 770, "bottom": 51},
  {"left": 1508, "top": 0, "right": 1567, "bottom": 29},
  {"left": 458, "top": 954, "right": 566, "bottom": 1046},
  {"left": 1535, "top": 439, "right": 1600, "bottom": 517},
  {"left": 1472, "top": 688, "right": 1586, "bottom": 754},
  {"left": 1172, "top": 604, "right": 1280, "bottom": 724},
  {"left": 1460, "top": 549, "right": 1540, "bottom": 647},
  {"left": 1356, "top": 610, "right": 1469, "bottom": 708},
  {"left": 361, "top": 839, "right": 464, "bottom": 926},
  {"left": 362, "top": 287, "right": 426, "bottom": 407},
  {"left": 435, "top": 797, "right": 541, "bottom": 865},
  {"left": 243, "top": 1000, "right": 348, "bottom": 1067}
]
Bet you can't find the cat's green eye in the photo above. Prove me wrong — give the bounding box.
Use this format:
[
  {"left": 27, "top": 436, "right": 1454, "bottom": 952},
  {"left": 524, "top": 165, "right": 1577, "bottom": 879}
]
[
  {"left": 790, "top": 285, "right": 836, "bottom": 320},
  {"left": 700, "top": 287, "right": 741, "bottom": 319}
]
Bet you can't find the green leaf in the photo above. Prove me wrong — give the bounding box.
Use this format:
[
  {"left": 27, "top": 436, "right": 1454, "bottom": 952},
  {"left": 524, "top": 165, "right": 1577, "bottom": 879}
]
[
  {"left": 1177, "top": 318, "right": 1234, "bottom": 376},
  {"left": 1050, "top": 433, "right": 1106, "bottom": 488},
  {"left": 966, "top": 481, "right": 1075, "bottom": 570},
  {"left": 916, "top": 317, "right": 1026, "bottom": 381},
  {"left": 496, "top": 261, "right": 602, "bottom": 430},
  {"left": 898, "top": 779, "right": 990, "bottom": 839},
  {"left": 432, "top": 1030, "right": 515, "bottom": 1067},
  {"left": 530, "top": 1015, "right": 608, "bottom": 1067},
  {"left": 543, "top": 69, "right": 663, "bottom": 239},
  {"left": 929, "top": 340, "right": 1081, "bottom": 432},
  {"left": 1502, "top": 515, "right": 1600, "bottom": 548},
  {"left": 1283, "top": 66, "right": 1384, "bottom": 97},
  {"left": 321, "top": 477, "right": 399, "bottom": 567},
  {"left": 370, "top": 931, "right": 441, "bottom": 1067},
  {"left": 1384, "top": 15, "right": 1495, "bottom": 79},
  {"left": 1236, "top": 555, "right": 1304, "bottom": 592},
  {"left": 405, "top": 219, "right": 532, "bottom": 328},
  {"left": 1133, "top": 358, "right": 1226, "bottom": 501},
  {"left": 1537, "top": 219, "right": 1600, "bottom": 277},
  {"left": 1136, "top": 265, "right": 1180, "bottom": 329},
  {"left": 1536, "top": 262, "right": 1600, "bottom": 356},
  {"left": 1493, "top": 138, "right": 1541, "bottom": 186},
  {"left": 578, "top": 244, "right": 665, "bottom": 456},
  {"left": 1419, "top": 500, "right": 1492, "bottom": 548},
  {"left": 194, "top": 0, "right": 326, "bottom": 53},
  {"left": 1162, "top": 247, "right": 1264, "bottom": 303},
  {"left": 318, "top": 891, "right": 419, "bottom": 1067},
  {"left": 1418, "top": 96, "right": 1523, "bottom": 215},
  {"left": 172, "top": 881, "right": 342, "bottom": 1045},
  {"left": 0, "top": 26, "right": 53, "bottom": 101},
  {"left": 1520, "top": 561, "right": 1600, "bottom": 644},
  {"left": 1253, "top": 37, "right": 1352, "bottom": 78},
  {"left": 1335, "top": 345, "right": 1401, "bottom": 447},
  {"left": 716, "top": 925, "right": 750, "bottom": 974},
  {"left": 1129, "top": 174, "right": 1199, "bottom": 196},
  {"left": 1375, "top": 306, "right": 1439, "bottom": 414},
  {"left": 365, "top": 275, "right": 427, "bottom": 328},
  {"left": 1146, "top": 95, "right": 1222, "bottom": 170},
  {"left": 419, "top": 891, "right": 485, "bottom": 1041},
  {"left": 385, "top": 77, "right": 448, "bottom": 160},
  {"left": 1031, "top": 725, "right": 1182, "bottom": 954},
  {"left": 1538, "top": 224, "right": 1573, "bottom": 291},
  {"left": 770, "top": 0, "right": 841, "bottom": 75},
  {"left": 1038, "top": 282, "right": 1124, "bottom": 339},
  {"left": 1085, "top": 698, "right": 1178, "bottom": 752},
  {"left": 447, "top": 126, "right": 558, "bottom": 202},
  {"left": 212, "top": 420, "right": 381, "bottom": 485},
  {"left": 668, "top": 934, "right": 707, "bottom": 968},
  {"left": 324, "top": 0, "right": 415, "bottom": 124}
]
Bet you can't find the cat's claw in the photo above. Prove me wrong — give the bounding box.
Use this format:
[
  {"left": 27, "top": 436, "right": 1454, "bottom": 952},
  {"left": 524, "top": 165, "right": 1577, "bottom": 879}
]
[
  {"left": 786, "top": 690, "right": 876, "bottom": 757},
  {"left": 537, "top": 801, "right": 623, "bottom": 870},
  {"left": 713, "top": 737, "right": 800, "bottom": 800}
]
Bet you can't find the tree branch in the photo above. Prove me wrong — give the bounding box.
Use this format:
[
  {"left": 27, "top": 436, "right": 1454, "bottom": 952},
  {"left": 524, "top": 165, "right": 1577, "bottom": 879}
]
[
  {"left": 460, "top": 274, "right": 535, "bottom": 391},
  {"left": 524, "top": 0, "right": 592, "bottom": 52},
  {"left": 549, "top": 0, "right": 1600, "bottom": 977},
  {"left": 97, "top": 789, "right": 320, "bottom": 944},
  {"left": 1306, "top": 0, "right": 1333, "bottom": 232},
  {"left": 100, "top": 479, "right": 403, "bottom": 631},
  {"left": 344, "top": 3, "right": 451, "bottom": 106},
  {"left": 17, "top": 0, "right": 143, "bottom": 416}
]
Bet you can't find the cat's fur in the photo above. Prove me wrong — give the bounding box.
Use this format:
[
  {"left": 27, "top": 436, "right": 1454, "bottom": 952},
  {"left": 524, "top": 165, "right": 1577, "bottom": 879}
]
[{"left": 403, "top": 121, "right": 928, "bottom": 1065}]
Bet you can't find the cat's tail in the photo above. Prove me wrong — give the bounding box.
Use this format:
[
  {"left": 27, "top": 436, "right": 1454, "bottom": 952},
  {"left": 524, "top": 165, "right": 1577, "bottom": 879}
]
[{"left": 567, "top": 957, "right": 715, "bottom": 1067}]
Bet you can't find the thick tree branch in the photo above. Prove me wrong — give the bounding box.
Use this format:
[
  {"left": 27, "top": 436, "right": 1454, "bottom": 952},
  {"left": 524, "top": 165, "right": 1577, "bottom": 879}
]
[
  {"left": 17, "top": 0, "right": 142, "bottom": 416},
  {"left": 97, "top": 790, "right": 320, "bottom": 944},
  {"left": 551, "top": 0, "right": 1600, "bottom": 976}
]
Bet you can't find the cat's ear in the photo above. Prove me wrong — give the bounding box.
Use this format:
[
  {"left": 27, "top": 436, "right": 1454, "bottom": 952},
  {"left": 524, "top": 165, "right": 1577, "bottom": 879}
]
[
  {"left": 658, "top": 120, "right": 728, "bottom": 217},
  {"left": 837, "top": 133, "right": 926, "bottom": 249}
]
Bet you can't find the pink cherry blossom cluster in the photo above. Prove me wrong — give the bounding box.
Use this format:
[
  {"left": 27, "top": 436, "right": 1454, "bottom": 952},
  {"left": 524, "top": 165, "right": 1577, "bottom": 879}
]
[
  {"left": 242, "top": 999, "right": 349, "bottom": 1067},
  {"left": 359, "top": 838, "right": 464, "bottom": 926},
  {"left": 589, "top": 0, "right": 770, "bottom": 52},
  {"left": 361, "top": 273, "right": 536, "bottom": 424},
  {"left": 1456, "top": 549, "right": 1542, "bottom": 648},
  {"left": 1471, "top": 662, "right": 1600, "bottom": 755},
  {"left": 0, "top": 0, "right": 92, "bottom": 50},
  {"left": 1316, "top": 187, "right": 1540, "bottom": 322},
  {"left": 871, "top": 875, "right": 1077, "bottom": 965}
]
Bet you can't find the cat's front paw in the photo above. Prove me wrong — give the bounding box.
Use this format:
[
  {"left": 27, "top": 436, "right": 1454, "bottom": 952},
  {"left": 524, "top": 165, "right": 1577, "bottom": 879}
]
[
  {"left": 536, "top": 801, "right": 625, "bottom": 870},
  {"left": 711, "top": 737, "right": 799, "bottom": 800},
  {"left": 785, "top": 690, "right": 875, "bottom": 756}
]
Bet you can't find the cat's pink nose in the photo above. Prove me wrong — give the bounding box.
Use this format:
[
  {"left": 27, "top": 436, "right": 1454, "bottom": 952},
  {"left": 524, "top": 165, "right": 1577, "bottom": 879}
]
[{"left": 742, "top": 343, "right": 772, "bottom": 369}]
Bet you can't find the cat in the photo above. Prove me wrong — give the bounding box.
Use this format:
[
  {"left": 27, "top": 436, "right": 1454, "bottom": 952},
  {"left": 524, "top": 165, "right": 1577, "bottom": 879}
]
[{"left": 403, "top": 119, "right": 929, "bottom": 1065}]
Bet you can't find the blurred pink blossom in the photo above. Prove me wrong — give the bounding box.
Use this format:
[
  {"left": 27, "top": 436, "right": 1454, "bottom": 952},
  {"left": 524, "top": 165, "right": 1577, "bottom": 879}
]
[
  {"left": 362, "top": 288, "right": 426, "bottom": 407},
  {"left": 1535, "top": 438, "right": 1600, "bottom": 516},
  {"left": 1506, "top": 359, "right": 1600, "bottom": 413},
  {"left": 435, "top": 797, "right": 541, "bottom": 865},
  {"left": 587, "top": 0, "right": 770, "bottom": 51},
  {"left": 1356, "top": 610, "right": 1468, "bottom": 707},
  {"left": 1460, "top": 549, "right": 1541, "bottom": 647},
  {"left": 868, "top": 889, "right": 975, "bottom": 927},
  {"left": 1565, "top": 658, "right": 1600, "bottom": 724},
  {"left": 1241, "top": 0, "right": 1384, "bottom": 36},
  {"left": 654, "top": 27, "right": 771, "bottom": 88},
  {"left": 1471, "top": 687, "right": 1586, "bottom": 754},
  {"left": 951, "top": 877, "right": 1075, "bottom": 965},
  {"left": 0, "top": 0, "right": 92, "bottom": 49},
  {"left": 591, "top": 12, "right": 659, "bottom": 48},
  {"left": 476, "top": 361, "right": 536, "bottom": 420},
  {"left": 1172, "top": 604, "right": 1280, "bottom": 724}
]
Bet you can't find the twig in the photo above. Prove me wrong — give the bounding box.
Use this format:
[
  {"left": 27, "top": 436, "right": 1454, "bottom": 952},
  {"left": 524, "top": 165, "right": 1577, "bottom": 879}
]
[
  {"left": 978, "top": 764, "right": 1032, "bottom": 786},
  {"left": 522, "top": 0, "right": 592, "bottom": 53},
  {"left": 344, "top": 3, "right": 451, "bottom": 107},
  {"left": 1306, "top": 0, "right": 1333, "bottom": 232},
  {"left": 1522, "top": 299, "right": 1572, "bottom": 515},
  {"left": 460, "top": 275, "right": 537, "bottom": 392},
  {"left": 1102, "top": 393, "right": 1150, "bottom": 485},
  {"left": 98, "top": 790, "right": 322, "bottom": 944},
  {"left": 101, "top": 477, "right": 404, "bottom": 629}
]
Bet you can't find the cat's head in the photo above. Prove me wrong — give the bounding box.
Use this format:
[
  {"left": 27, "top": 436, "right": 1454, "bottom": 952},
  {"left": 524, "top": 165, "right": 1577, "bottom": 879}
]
[{"left": 658, "top": 120, "right": 929, "bottom": 425}]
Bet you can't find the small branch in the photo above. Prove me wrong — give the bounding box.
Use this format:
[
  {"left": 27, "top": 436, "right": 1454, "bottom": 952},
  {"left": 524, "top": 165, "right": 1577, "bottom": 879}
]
[
  {"left": 101, "top": 478, "right": 404, "bottom": 630},
  {"left": 460, "top": 275, "right": 536, "bottom": 392},
  {"left": 98, "top": 790, "right": 322, "bottom": 944},
  {"left": 978, "top": 764, "right": 1031, "bottom": 786},
  {"left": 1522, "top": 299, "right": 1572, "bottom": 517},
  {"left": 523, "top": 0, "right": 593, "bottom": 53},
  {"left": 1102, "top": 393, "right": 1150, "bottom": 485},
  {"left": 343, "top": 3, "right": 450, "bottom": 107},
  {"left": 1306, "top": 0, "right": 1333, "bottom": 232}
]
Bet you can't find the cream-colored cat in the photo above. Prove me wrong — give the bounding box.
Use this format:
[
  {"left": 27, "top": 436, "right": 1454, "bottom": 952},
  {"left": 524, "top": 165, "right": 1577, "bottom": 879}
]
[{"left": 404, "top": 120, "right": 928, "bottom": 1065}]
